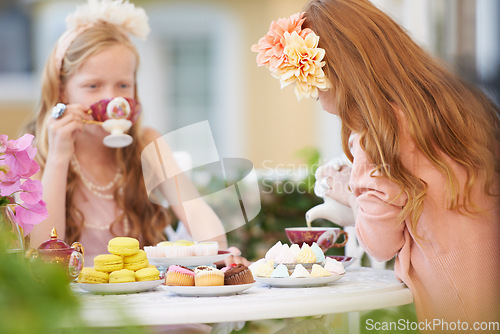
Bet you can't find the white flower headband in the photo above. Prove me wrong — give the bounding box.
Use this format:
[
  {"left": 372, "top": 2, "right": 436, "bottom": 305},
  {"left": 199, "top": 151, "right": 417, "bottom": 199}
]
[
  {"left": 251, "top": 12, "right": 330, "bottom": 101},
  {"left": 54, "top": 0, "right": 150, "bottom": 77}
]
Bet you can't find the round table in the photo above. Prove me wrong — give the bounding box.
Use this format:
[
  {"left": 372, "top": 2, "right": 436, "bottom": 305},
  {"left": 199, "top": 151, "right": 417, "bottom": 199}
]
[{"left": 72, "top": 267, "right": 413, "bottom": 328}]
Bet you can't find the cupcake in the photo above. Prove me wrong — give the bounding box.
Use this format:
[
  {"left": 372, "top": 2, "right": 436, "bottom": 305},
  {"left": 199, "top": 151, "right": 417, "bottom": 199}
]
[
  {"left": 170, "top": 240, "right": 195, "bottom": 257},
  {"left": 144, "top": 245, "right": 164, "bottom": 258},
  {"left": 165, "top": 265, "right": 195, "bottom": 286},
  {"left": 193, "top": 241, "right": 218, "bottom": 256},
  {"left": 223, "top": 264, "right": 255, "bottom": 285},
  {"left": 194, "top": 266, "right": 224, "bottom": 286}
]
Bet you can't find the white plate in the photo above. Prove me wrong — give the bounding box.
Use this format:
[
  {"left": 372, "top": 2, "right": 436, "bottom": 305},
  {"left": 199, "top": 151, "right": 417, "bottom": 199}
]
[
  {"left": 75, "top": 280, "right": 164, "bottom": 294},
  {"left": 255, "top": 274, "right": 344, "bottom": 288},
  {"left": 162, "top": 282, "right": 255, "bottom": 297},
  {"left": 148, "top": 251, "right": 230, "bottom": 268}
]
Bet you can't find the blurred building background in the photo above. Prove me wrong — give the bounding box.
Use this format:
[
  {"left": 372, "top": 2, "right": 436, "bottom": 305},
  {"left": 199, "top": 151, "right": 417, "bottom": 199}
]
[{"left": 0, "top": 0, "right": 499, "bottom": 169}]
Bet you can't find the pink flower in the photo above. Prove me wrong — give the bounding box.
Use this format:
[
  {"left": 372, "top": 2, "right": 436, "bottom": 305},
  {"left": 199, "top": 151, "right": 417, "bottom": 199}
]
[
  {"left": 20, "top": 179, "right": 44, "bottom": 204},
  {"left": 0, "top": 179, "right": 21, "bottom": 197},
  {"left": 0, "top": 135, "right": 7, "bottom": 154},
  {"left": 5, "top": 134, "right": 36, "bottom": 155},
  {"left": 251, "top": 12, "right": 312, "bottom": 72},
  {"left": 0, "top": 134, "right": 47, "bottom": 237},
  {"left": 13, "top": 200, "right": 48, "bottom": 236},
  {"left": 4, "top": 150, "right": 40, "bottom": 181}
]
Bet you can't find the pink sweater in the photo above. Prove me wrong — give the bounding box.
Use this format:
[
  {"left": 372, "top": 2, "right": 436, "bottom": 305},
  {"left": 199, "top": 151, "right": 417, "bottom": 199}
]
[{"left": 350, "top": 131, "right": 500, "bottom": 326}]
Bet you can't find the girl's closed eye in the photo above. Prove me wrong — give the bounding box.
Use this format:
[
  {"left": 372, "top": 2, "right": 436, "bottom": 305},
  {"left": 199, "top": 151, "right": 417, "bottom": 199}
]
[{"left": 82, "top": 82, "right": 99, "bottom": 90}]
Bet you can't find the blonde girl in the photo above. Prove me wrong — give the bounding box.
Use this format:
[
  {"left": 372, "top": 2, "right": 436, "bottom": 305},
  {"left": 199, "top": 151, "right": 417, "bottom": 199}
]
[{"left": 28, "top": 1, "right": 244, "bottom": 268}]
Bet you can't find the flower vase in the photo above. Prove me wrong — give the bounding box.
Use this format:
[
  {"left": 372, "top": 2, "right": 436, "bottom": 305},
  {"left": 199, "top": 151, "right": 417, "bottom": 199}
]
[{"left": 0, "top": 206, "right": 25, "bottom": 255}]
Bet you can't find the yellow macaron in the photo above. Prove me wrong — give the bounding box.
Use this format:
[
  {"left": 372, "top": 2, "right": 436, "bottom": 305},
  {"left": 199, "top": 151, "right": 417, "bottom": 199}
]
[
  {"left": 93, "top": 254, "right": 124, "bottom": 272},
  {"left": 109, "top": 269, "right": 136, "bottom": 283},
  {"left": 135, "top": 267, "right": 160, "bottom": 282},
  {"left": 123, "top": 249, "right": 149, "bottom": 271},
  {"left": 107, "top": 237, "right": 140, "bottom": 256},
  {"left": 78, "top": 267, "right": 109, "bottom": 284}
]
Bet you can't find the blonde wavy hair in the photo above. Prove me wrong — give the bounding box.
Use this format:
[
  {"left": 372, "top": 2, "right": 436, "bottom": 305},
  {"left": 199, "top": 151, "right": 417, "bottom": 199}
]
[
  {"left": 304, "top": 0, "right": 500, "bottom": 233},
  {"left": 27, "top": 23, "right": 171, "bottom": 246}
]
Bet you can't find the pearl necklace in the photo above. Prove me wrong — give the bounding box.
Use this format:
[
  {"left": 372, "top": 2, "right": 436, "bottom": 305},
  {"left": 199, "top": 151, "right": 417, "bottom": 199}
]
[
  {"left": 84, "top": 217, "right": 130, "bottom": 235},
  {"left": 70, "top": 155, "right": 123, "bottom": 200}
]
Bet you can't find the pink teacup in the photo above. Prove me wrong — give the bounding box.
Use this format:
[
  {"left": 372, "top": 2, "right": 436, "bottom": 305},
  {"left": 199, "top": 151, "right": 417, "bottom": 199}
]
[{"left": 285, "top": 227, "right": 348, "bottom": 252}]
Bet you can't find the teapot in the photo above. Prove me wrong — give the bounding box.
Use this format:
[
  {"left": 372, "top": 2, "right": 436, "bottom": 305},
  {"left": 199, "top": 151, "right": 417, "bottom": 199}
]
[
  {"left": 305, "top": 196, "right": 355, "bottom": 228},
  {"left": 28, "top": 228, "right": 84, "bottom": 280}
]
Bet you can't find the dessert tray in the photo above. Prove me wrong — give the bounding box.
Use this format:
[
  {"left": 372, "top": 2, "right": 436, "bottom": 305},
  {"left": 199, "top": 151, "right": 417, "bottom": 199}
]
[
  {"left": 255, "top": 274, "right": 344, "bottom": 288},
  {"left": 162, "top": 282, "right": 255, "bottom": 297},
  {"left": 74, "top": 280, "right": 164, "bottom": 294},
  {"left": 148, "top": 251, "right": 231, "bottom": 268}
]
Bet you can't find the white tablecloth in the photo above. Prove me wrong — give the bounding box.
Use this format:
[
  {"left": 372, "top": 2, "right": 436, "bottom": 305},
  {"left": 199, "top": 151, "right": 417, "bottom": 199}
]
[{"left": 72, "top": 267, "right": 413, "bottom": 327}]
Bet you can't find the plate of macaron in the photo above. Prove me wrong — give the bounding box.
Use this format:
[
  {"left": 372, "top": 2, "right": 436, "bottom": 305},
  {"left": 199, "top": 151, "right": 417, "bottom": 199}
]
[
  {"left": 161, "top": 264, "right": 255, "bottom": 297},
  {"left": 145, "top": 240, "right": 231, "bottom": 267},
  {"left": 75, "top": 237, "right": 164, "bottom": 294}
]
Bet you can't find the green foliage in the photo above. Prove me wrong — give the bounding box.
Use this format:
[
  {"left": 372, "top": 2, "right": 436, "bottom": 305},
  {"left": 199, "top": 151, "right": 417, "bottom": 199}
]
[
  {"left": 0, "top": 236, "right": 83, "bottom": 333},
  {"left": 0, "top": 230, "right": 149, "bottom": 334}
]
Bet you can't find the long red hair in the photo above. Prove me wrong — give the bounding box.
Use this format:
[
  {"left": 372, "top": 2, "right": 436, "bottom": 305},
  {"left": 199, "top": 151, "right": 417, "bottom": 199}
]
[{"left": 304, "top": 0, "right": 499, "bottom": 233}]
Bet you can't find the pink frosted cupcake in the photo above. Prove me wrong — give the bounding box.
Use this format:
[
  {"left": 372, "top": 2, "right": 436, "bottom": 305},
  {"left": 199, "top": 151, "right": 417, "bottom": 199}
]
[{"left": 165, "top": 265, "right": 195, "bottom": 286}]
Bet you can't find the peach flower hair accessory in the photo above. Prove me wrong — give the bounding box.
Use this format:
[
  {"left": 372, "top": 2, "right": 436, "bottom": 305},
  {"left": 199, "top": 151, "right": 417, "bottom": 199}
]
[
  {"left": 54, "top": 0, "right": 150, "bottom": 77},
  {"left": 251, "top": 12, "right": 330, "bottom": 100}
]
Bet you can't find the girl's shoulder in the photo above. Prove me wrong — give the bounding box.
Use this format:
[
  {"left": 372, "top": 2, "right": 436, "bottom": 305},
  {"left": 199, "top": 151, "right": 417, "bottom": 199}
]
[{"left": 140, "top": 127, "right": 162, "bottom": 146}]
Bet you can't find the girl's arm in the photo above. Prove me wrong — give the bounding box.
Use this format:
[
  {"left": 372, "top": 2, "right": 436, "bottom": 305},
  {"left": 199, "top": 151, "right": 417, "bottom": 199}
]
[
  {"left": 29, "top": 105, "right": 87, "bottom": 247},
  {"left": 141, "top": 128, "right": 228, "bottom": 248},
  {"left": 349, "top": 135, "right": 407, "bottom": 262}
]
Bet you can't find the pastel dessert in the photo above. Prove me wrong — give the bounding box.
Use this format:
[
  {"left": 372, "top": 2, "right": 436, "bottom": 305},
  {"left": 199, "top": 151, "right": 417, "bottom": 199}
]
[
  {"left": 78, "top": 267, "right": 109, "bottom": 284},
  {"left": 248, "top": 258, "right": 266, "bottom": 276},
  {"left": 166, "top": 265, "right": 195, "bottom": 286},
  {"left": 310, "top": 264, "right": 331, "bottom": 277},
  {"left": 135, "top": 267, "right": 161, "bottom": 282},
  {"left": 254, "top": 259, "right": 275, "bottom": 278},
  {"left": 193, "top": 241, "right": 218, "bottom": 256},
  {"left": 107, "top": 237, "right": 140, "bottom": 256},
  {"left": 291, "top": 264, "right": 311, "bottom": 278},
  {"left": 144, "top": 245, "right": 164, "bottom": 258},
  {"left": 289, "top": 243, "right": 301, "bottom": 258},
  {"left": 223, "top": 264, "right": 255, "bottom": 285},
  {"left": 271, "top": 264, "right": 290, "bottom": 278},
  {"left": 109, "top": 269, "right": 136, "bottom": 283},
  {"left": 157, "top": 241, "right": 174, "bottom": 246},
  {"left": 123, "top": 249, "right": 149, "bottom": 271},
  {"left": 93, "top": 254, "right": 124, "bottom": 272},
  {"left": 174, "top": 239, "right": 195, "bottom": 247},
  {"left": 324, "top": 257, "right": 346, "bottom": 275},
  {"left": 296, "top": 244, "right": 317, "bottom": 263},
  {"left": 265, "top": 241, "right": 282, "bottom": 261},
  {"left": 310, "top": 242, "right": 326, "bottom": 263},
  {"left": 274, "top": 244, "right": 296, "bottom": 264},
  {"left": 194, "top": 266, "right": 224, "bottom": 286},
  {"left": 157, "top": 241, "right": 177, "bottom": 257}
]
